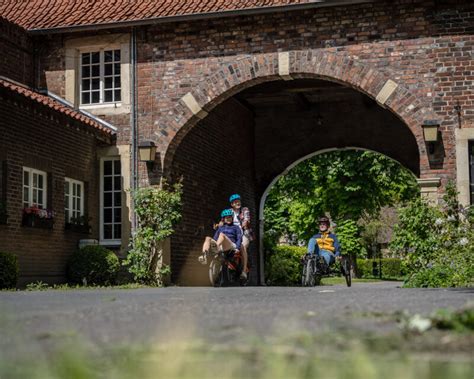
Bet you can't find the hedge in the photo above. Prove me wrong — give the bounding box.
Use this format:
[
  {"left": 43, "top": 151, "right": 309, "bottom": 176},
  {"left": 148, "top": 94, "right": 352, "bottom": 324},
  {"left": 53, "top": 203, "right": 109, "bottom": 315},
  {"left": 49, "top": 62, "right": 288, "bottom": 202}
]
[
  {"left": 356, "top": 258, "right": 405, "bottom": 279},
  {"left": 0, "top": 251, "right": 19, "bottom": 289},
  {"left": 265, "top": 245, "right": 306, "bottom": 286},
  {"left": 67, "top": 245, "right": 120, "bottom": 286}
]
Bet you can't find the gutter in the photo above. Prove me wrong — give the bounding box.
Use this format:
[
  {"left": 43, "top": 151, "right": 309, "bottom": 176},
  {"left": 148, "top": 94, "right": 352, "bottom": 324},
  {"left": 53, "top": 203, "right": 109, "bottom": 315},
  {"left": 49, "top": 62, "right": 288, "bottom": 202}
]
[{"left": 27, "top": 0, "right": 374, "bottom": 34}]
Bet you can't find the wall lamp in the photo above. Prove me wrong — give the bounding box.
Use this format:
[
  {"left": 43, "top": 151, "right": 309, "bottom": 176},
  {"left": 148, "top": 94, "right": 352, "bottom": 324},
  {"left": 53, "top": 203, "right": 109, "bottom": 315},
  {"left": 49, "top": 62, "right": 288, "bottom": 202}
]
[
  {"left": 138, "top": 140, "right": 157, "bottom": 162},
  {"left": 422, "top": 120, "right": 439, "bottom": 154}
]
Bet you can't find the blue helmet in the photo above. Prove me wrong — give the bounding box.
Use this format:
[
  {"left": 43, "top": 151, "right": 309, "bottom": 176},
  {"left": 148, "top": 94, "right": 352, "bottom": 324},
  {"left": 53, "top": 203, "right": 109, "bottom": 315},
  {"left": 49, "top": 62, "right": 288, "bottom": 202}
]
[
  {"left": 229, "top": 194, "right": 241, "bottom": 203},
  {"left": 221, "top": 209, "right": 234, "bottom": 218}
]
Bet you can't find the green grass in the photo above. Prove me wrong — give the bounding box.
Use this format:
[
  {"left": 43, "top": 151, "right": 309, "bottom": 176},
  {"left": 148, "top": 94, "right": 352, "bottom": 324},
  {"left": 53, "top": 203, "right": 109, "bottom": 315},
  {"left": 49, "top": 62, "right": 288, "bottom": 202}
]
[
  {"left": 1, "top": 334, "right": 472, "bottom": 379},
  {"left": 321, "top": 277, "right": 384, "bottom": 285}
]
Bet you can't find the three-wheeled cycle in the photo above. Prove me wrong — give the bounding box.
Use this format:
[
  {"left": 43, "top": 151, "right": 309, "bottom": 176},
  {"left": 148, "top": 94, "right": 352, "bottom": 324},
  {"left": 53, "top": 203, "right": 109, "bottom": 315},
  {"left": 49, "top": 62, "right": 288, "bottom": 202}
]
[{"left": 302, "top": 254, "right": 352, "bottom": 287}]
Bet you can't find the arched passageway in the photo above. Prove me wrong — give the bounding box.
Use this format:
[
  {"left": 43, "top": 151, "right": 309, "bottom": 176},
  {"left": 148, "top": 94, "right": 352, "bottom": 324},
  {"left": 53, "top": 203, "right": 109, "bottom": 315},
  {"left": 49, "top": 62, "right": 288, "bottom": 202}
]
[{"left": 166, "top": 78, "right": 420, "bottom": 285}]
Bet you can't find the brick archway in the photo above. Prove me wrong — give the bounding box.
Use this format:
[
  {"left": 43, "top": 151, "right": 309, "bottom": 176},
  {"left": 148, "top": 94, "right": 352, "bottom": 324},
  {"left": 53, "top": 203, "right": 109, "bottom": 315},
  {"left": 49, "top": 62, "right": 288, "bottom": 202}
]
[{"left": 162, "top": 49, "right": 432, "bottom": 177}]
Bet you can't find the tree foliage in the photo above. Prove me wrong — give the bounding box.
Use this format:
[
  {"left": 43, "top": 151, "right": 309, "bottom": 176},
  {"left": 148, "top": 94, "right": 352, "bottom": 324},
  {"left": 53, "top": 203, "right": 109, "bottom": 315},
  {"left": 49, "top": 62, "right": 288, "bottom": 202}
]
[{"left": 264, "top": 150, "right": 419, "bottom": 243}]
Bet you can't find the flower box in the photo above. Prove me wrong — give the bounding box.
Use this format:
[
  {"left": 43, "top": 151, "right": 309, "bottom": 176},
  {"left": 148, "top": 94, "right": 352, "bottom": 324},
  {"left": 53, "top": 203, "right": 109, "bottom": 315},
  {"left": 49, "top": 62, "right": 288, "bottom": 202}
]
[{"left": 22, "top": 213, "right": 54, "bottom": 229}]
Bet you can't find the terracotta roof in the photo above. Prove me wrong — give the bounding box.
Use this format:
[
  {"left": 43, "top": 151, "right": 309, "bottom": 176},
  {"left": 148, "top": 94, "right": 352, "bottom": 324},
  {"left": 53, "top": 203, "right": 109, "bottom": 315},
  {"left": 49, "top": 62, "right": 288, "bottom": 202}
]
[
  {"left": 1, "top": 0, "right": 322, "bottom": 31},
  {"left": 0, "top": 78, "right": 115, "bottom": 137}
]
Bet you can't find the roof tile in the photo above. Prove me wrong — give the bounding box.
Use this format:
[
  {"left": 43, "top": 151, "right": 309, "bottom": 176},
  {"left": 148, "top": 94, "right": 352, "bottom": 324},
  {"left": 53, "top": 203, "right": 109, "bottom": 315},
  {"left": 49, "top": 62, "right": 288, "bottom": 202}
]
[
  {"left": 0, "top": 78, "right": 114, "bottom": 137},
  {"left": 1, "top": 0, "right": 316, "bottom": 30}
]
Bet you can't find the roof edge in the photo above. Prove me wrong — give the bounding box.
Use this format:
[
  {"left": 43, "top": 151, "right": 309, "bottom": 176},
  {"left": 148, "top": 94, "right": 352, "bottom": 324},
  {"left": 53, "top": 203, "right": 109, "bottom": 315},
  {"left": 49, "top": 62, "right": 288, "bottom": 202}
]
[{"left": 27, "top": 0, "right": 374, "bottom": 34}]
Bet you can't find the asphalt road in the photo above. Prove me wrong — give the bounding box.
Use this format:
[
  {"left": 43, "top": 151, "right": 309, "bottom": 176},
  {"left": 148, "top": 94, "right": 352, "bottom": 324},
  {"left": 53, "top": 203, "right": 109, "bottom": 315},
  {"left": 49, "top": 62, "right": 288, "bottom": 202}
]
[{"left": 1, "top": 281, "right": 473, "bottom": 355}]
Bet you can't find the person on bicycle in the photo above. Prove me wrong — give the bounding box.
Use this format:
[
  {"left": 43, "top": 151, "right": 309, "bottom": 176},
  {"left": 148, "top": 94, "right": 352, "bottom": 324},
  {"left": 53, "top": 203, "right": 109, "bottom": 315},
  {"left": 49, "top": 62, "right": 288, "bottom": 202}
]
[
  {"left": 228, "top": 194, "right": 253, "bottom": 279},
  {"left": 306, "top": 216, "right": 341, "bottom": 269},
  {"left": 200, "top": 209, "right": 244, "bottom": 278}
]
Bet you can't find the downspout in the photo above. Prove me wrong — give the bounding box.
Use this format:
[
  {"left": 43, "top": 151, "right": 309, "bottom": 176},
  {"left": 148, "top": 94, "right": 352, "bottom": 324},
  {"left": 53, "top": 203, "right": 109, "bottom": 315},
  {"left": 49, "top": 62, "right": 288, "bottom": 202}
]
[{"left": 130, "top": 27, "right": 138, "bottom": 232}]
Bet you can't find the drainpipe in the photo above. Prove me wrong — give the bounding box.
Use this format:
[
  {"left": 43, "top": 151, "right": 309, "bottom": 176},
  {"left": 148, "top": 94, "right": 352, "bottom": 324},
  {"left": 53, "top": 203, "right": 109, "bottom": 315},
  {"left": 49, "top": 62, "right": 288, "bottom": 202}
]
[{"left": 130, "top": 27, "right": 138, "bottom": 232}]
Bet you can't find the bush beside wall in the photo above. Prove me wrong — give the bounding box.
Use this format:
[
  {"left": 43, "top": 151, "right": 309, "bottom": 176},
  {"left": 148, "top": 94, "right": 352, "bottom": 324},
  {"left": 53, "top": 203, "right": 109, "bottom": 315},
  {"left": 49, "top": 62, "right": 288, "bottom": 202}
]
[
  {"left": 0, "top": 251, "right": 19, "bottom": 289},
  {"left": 265, "top": 245, "right": 306, "bottom": 286}
]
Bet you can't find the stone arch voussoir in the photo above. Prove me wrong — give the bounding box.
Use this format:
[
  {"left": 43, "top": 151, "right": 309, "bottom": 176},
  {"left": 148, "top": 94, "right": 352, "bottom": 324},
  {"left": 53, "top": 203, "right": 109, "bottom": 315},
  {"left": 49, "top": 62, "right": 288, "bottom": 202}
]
[{"left": 163, "top": 49, "right": 432, "bottom": 176}]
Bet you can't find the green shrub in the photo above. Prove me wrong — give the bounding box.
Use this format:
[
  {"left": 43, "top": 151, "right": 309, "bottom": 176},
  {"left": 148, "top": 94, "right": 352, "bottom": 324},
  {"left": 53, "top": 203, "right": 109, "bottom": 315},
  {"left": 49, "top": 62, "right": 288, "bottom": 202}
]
[
  {"left": 0, "top": 251, "right": 18, "bottom": 289},
  {"left": 356, "top": 258, "right": 404, "bottom": 279},
  {"left": 67, "top": 245, "right": 120, "bottom": 286},
  {"left": 265, "top": 245, "right": 306, "bottom": 286},
  {"left": 390, "top": 182, "right": 474, "bottom": 288}
]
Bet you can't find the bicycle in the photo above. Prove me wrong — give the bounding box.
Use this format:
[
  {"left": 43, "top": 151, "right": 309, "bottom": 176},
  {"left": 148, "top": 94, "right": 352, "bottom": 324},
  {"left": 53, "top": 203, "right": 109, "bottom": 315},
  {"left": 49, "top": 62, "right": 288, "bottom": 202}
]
[
  {"left": 207, "top": 249, "right": 248, "bottom": 287},
  {"left": 301, "top": 254, "right": 352, "bottom": 287}
]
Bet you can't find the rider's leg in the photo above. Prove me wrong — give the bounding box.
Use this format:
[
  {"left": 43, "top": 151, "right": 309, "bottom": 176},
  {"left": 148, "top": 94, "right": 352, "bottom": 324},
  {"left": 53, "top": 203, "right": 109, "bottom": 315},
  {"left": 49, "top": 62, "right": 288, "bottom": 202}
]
[
  {"left": 319, "top": 249, "right": 335, "bottom": 266},
  {"left": 216, "top": 233, "right": 236, "bottom": 251},
  {"left": 241, "top": 236, "right": 249, "bottom": 272}
]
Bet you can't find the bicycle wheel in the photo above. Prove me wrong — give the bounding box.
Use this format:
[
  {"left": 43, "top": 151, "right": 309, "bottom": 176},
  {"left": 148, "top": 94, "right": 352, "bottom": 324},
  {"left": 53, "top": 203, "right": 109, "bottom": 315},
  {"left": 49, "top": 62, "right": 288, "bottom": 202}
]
[
  {"left": 209, "top": 258, "right": 221, "bottom": 287},
  {"left": 342, "top": 256, "right": 352, "bottom": 287},
  {"left": 301, "top": 259, "right": 307, "bottom": 286},
  {"left": 305, "top": 259, "right": 316, "bottom": 287}
]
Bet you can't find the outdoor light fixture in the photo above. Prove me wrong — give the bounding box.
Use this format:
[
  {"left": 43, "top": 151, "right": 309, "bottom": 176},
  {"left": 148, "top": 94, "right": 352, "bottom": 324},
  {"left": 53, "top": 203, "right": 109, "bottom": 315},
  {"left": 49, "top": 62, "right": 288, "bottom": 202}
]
[
  {"left": 138, "top": 140, "right": 157, "bottom": 162},
  {"left": 422, "top": 120, "right": 439, "bottom": 143}
]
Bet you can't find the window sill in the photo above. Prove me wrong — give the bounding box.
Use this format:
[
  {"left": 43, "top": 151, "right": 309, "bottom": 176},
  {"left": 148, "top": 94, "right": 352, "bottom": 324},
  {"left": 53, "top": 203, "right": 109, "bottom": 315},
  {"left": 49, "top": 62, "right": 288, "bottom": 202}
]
[
  {"left": 99, "top": 239, "right": 122, "bottom": 247},
  {"left": 80, "top": 103, "right": 130, "bottom": 116}
]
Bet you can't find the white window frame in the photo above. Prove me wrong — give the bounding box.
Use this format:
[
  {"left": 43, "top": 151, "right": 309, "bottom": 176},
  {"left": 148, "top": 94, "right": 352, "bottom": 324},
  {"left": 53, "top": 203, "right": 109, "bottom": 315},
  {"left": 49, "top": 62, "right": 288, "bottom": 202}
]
[
  {"left": 65, "top": 34, "right": 130, "bottom": 115},
  {"left": 79, "top": 49, "right": 122, "bottom": 106},
  {"left": 100, "top": 157, "right": 122, "bottom": 246},
  {"left": 22, "top": 167, "right": 47, "bottom": 209},
  {"left": 65, "top": 178, "right": 84, "bottom": 223}
]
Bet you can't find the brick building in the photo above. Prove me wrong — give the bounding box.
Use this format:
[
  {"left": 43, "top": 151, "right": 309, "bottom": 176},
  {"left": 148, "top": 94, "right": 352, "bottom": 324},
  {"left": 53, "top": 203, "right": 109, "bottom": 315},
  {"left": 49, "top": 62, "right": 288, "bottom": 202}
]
[{"left": 1, "top": 0, "right": 473, "bottom": 285}]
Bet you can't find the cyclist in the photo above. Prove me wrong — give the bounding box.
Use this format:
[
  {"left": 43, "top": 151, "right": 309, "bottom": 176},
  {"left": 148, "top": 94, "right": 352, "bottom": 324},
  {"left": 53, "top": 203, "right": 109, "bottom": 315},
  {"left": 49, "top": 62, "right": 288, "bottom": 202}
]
[
  {"left": 306, "top": 216, "right": 341, "bottom": 270},
  {"left": 228, "top": 194, "right": 253, "bottom": 280},
  {"left": 200, "top": 209, "right": 245, "bottom": 278}
]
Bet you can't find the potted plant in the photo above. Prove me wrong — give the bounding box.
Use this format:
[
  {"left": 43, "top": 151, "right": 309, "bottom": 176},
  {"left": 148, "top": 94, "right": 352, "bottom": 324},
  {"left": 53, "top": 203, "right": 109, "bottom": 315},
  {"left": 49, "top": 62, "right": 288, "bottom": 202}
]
[
  {"left": 22, "top": 206, "right": 54, "bottom": 229},
  {"left": 65, "top": 215, "right": 91, "bottom": 234},
  {"left": 0, "top": 201, "right": 7, "bottom": 225}
]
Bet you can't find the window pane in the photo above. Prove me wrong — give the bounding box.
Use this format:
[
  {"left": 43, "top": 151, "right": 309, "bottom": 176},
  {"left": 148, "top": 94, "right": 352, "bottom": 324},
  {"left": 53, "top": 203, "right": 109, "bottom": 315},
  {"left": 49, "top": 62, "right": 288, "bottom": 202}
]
[
  {"left": 23, "top": 187, "right": 29, "bottom": 204},
  {"left": 104, "top": 64, "right": 112, "bottom": 76},
  {"left": 91, "top": 65, "right": 100, "bottom": 77},
  {"left": 77, "top": 185, "right": 81, "bottom": 198},
  {"left": 65, "top": 210, "right": 70, "bottom": 222},
  {"left": 104, "top": 208, "right": 112, "bottom": 223},
  {"left": 38, "top": 190, "right": 43, "bottom": 206},
  {"left": 105, "top": 77, "right": 112, "bottom": 89},
  {"left": 114, "top": 160, "right": 121, "bottom": 175},
  {"left": 23, "top": 170, "right": 29, "bottom": 186},
  {"left": 114, "top": 63, "right": 121, "bottom": 75},
  {"left": 91, "top": 52, "right": 100, "bottom": 63},
  {"left": 33, "top": 190, "right": 37, "bottom": 204},
  {"left": 33, "top": 173, "right": 38, "bottom": 187},
  {"left": 81, "top": 65, "right": 90, "bottom": 78},
  {"left": 114, "top": 76, "right": 121, "bottom": 88},
  {"left": 82, "top": 92, "right": 90, "bottom": 104},
  {"left": 91, "top": 91, "right": 100, "bottom": 103},
  {"left": 104, "top": 160, "right": 112, "bottom": 175},
  {"left": 91, "top": 78, "right": 100, "bottom": 90},
  {"left": 38, "top": 175, "right": 43, "bottom": 189},
  {"left": 104, "top": 50, "right": 113, "bottom": 62},
  {"left": 104, "top": 224, "right": 112, "bottom": 239},
  {"left": 104, "top": 176, "right": 112, "bottom": 191},
  {"left": 82, "top": 79, "right": 90, "bottom": 91},
  {"left": 114, "top": 50, "right": 121, "bottom": 61},
  {"left": 115, "top": 90, "right": 121, "bottom": 102},
  {"left": 104, "top": 90, "right": 113, "bottom": 102},
  {"left": 114, "top": 224, "right": 122, "bottom": 239},
  {"left": 114, "top": 176, "right": 121, "bottom": 191},
  {"left": 114, "top": 193, "right": 121, "bottom": 207},
  {"left": 81, "top": 53, "right": 90, "bottom": 65},
  {"left": 104, "top": 192, "right": 112, "bottom": 207},
  {"left": 114, "top": 208, "right": 121, "bottom": 223}
]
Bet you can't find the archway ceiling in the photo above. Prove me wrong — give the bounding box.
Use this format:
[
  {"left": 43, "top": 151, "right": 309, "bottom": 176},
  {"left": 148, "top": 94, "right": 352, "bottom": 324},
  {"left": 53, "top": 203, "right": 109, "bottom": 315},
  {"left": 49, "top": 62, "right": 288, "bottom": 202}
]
[{"left": 235, "top": 79, "right": 368, "bottom": 112}]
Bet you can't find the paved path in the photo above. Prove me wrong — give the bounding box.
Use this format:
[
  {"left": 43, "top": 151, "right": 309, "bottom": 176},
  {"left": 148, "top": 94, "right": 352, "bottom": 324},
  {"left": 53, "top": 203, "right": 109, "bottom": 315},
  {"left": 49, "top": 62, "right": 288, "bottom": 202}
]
[{"left": 1, "top": 282, "right": 473, "bottom": 355}]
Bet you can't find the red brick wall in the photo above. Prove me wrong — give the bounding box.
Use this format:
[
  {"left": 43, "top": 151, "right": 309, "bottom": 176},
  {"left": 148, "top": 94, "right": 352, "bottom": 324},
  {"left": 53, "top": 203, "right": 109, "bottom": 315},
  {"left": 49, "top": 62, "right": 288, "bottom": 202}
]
[
  {"left": 0, "top": 88, "right": 103, "bottom": 285},
  {"left": 168, "top": 98, "right": 257, "bottom": 285},
  {"left": 0, "top": 18, "right": 34, "bottom": 86}
]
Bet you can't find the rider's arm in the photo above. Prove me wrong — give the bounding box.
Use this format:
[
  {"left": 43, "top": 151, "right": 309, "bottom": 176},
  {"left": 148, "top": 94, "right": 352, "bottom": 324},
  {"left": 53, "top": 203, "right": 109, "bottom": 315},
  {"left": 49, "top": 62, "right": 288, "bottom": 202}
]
[
  {"left": 234, "top": 226, "right": 242, "bottom": 250},
  {"left": 213, "top": 226, "right": 221, "bottom": 241},
  {"left": 333, "top": 234, "right": 341, "bottom": 256}
]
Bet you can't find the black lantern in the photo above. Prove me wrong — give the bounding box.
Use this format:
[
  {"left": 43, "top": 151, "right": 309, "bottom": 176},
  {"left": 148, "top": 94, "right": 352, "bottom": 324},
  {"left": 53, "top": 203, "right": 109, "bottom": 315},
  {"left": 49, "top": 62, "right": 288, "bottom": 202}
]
[{"left": 138, "top": 141, "right": 157, "bottom": 162}]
